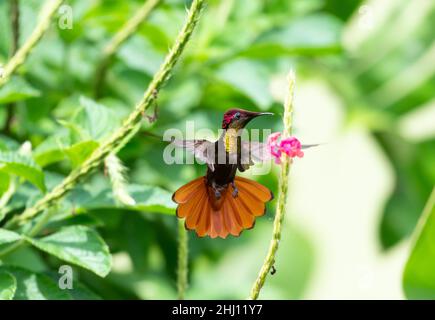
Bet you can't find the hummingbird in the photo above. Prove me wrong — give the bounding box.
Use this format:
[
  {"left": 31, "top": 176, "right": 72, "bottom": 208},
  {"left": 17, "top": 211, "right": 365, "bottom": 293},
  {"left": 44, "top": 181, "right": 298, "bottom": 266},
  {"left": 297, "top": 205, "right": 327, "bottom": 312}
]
[{"left": 172, "top": 109, "right": 275, "bottom": 239}]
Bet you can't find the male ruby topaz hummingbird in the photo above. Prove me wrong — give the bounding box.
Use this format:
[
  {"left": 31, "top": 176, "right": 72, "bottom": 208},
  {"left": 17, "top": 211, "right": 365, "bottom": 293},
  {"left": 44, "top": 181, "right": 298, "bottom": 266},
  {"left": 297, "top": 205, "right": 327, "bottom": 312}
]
[{"left": 172, "top": 109, "right": 275, "bottom": 239}]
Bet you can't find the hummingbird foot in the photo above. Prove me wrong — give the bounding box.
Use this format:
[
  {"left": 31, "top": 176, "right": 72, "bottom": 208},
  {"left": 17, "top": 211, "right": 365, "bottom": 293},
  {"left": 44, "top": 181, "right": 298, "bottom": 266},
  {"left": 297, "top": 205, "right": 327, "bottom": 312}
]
[
  {"left": 231, "top": 181, "right": 238, "bottom": 198},
  {"left": 211, "top": 182, "right": 224, "bottom": 199}
]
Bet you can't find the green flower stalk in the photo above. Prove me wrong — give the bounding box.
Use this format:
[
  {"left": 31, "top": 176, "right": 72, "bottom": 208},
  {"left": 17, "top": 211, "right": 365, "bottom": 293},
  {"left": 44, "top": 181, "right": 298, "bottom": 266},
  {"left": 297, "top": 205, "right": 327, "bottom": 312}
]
[
  {"left": 10, "top": 0, "right": 20, "bottom": 56},
  {"left": 177, "top": 218, "right": 188, "bottom": 300},
  {"left": 7, "top": 0, "right": 205, "bottom": 228},
  {"left": 3, "top": 0, "right": 20, "bottom": 134},
  {"left": 94, "top": 0, "right": 162, "bottom": 98},
  {"left": 0, "top": 0, "right": 63, "bottom": 87},
  {"left": 249, "top": 70, "right": 296, "bottom": 300}
]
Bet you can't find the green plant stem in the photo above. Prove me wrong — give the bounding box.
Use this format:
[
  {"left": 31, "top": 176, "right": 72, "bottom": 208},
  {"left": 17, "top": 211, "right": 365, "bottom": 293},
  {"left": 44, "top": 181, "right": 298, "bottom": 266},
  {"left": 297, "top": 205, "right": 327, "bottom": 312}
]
[
  {"left": 93, "top": 0, "right": 162, "bottom": 98},
  {"left": 5, "top": 0, "right": 204, "bottom": 228},
  {"left": 0, "top": 0, "right": 63, "bottom": 87},
  {"left": 3, "top": 0, "right": 20, "bottom": 134},
  {"left": 248, "top": 71, "right": 296, "bottom": 300},
  {"left": 10, "top": 0, "right": 20, "bottom": 56},
  {"left": 177, "top": 218, "right": 188, "bottom": 299}
]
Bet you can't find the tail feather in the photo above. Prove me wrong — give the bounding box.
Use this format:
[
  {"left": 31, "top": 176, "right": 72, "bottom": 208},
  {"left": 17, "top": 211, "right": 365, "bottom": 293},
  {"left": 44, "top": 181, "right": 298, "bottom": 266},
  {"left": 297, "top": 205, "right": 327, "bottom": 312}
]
[
  {"left": 235, "top": 176, "right": 272, "bottom": 202},
  {"left": 172, "top": 177, "right": 204, "bottom": 204},
  {"left": 228, "top": 194, "right": 255, "bottom": 229},
  {"left": 176, "top": 185, "right": 205, "bottom": 218},
  {"left": 196, "top": 204, "right": 211, "bottom": 237},
  {"left": 222, "top": 202, "right": 241, "bottom": 236},
  {"left": 236, "top": 187, "right": 266, "bottom": 217},
  {"left": 210, "top": 209, "right": 225, "bottom": 239},
  {"left": 185, "top": 190, "right": 207, "bottom": 228},
  {"left": 225, "top": 199, "right": 243, "bottom": 232},
  {"left": 173, "top": 176, "right": 273, "bottom": 238}
]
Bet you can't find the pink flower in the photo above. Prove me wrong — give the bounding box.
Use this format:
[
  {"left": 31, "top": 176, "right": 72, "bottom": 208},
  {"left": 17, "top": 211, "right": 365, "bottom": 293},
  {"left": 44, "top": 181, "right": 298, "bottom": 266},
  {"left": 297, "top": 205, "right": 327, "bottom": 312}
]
[
  {"left": 266, "top": 132, "right": 304, "bottom": 163},
  {"left": 280, "top": 137, "right": 304, "bottom": 158}
]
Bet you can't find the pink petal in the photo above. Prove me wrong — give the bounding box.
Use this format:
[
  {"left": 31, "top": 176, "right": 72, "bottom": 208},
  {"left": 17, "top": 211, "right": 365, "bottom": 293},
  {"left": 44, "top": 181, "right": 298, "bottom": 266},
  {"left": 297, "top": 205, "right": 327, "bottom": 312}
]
[{"left": 279, "top": 137, "right": 303, "bottom": 158}]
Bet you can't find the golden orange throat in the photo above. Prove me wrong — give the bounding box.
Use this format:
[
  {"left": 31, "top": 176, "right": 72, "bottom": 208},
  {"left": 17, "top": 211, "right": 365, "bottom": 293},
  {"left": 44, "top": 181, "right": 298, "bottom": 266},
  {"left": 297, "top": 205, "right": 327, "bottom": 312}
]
[{"left": 224, "top": 129, "right": 239, "bottom": 153}]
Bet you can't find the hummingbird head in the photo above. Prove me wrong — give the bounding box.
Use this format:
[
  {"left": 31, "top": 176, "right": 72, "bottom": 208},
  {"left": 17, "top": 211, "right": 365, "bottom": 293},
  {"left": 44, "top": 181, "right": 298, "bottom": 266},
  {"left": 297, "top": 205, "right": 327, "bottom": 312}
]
[{"left": 221, "top": 108, "right": 273, "bottom": 130}]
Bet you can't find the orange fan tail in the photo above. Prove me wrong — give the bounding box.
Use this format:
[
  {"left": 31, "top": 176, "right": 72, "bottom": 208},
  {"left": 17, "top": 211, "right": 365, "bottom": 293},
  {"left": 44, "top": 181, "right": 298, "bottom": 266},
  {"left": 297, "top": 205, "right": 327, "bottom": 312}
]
[{"left": 172, "top": 176, "right": 273, "bottom": 239}]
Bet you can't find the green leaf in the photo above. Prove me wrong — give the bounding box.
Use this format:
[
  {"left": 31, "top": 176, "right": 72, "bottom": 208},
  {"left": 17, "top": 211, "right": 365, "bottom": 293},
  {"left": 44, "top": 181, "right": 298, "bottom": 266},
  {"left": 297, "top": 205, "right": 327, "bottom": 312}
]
[
  {"left": 26, "top": 225, "right": 112, "bottom": 277},
  {"left": 46, "top": 213, "right": 103, "bottom": 230},
  {"left": 0, "top": 151, "right": 46, "bottom": 192},
  {"left": 238, "top": 14, "right": 342, "bottom": 59},
  {"left": 377, "top": 135, "right": 435, "bottom": 248},
  {"left": 0, "top": 77, "right": 40, "bottom": 104},
  {"left": 1, "top": 183, "right": 40, "bottom": 217},
  {"left": 57, "top": 119, "right": 90, "bottom": 142},
  {"left": 240, "top": 43, "right": 341, "bottom": 59},
  {"left": 0, "top": 228, "right": 21, "bottom": 245},
  {"left": 69, "top": 282, "right": 102, "bottom": 300},
  {"left": 82, "top": 184, "right": 176, "bottom": 215},
  {"left": 117, "top": 35, "right": 164, "bottom": 76},
  {"left": 403, "top": 188, "right": 435, "bottom": 299},
  {"left": 216, "top": 59, "right": 273, "bottom": 109},
  {"left": 64, "top": 140, "right": 99, "bottom": 168},
  {"left": 0, "top": 271, "right": 16, "bottom": 300},
  {"left": 0, "top": 134, "right": 20, "bottom": 151},
  {"left": 1, "top": 246, "right": 48, "bottom": 273},
  {"left": 34, "top": 149, "right": 65, "bottom": 168},
  {"left": 0, "top": 171, "right": 10, "bottom": 195},
  {"left": 33, "top": 135, "right": 68, "bottom": 167},
  {"left": 79, "top": 96, "right": 119, "bottom": 141},
  {"left": 0, "top": 267, "right": 71, "bottom": 300},
  {"left": 256, "top": 14, "right": 342, "bottom": 49}
]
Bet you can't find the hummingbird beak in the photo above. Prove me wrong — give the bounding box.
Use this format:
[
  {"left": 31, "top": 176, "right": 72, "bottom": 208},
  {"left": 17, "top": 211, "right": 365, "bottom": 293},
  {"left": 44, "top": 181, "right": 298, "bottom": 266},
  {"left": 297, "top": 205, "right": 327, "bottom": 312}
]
[
  {"left": 240, "top": 111, "right": 274, "bottom": 128},
  {"left": 248, "top": 111, "right": 274, "bottom": 120}
]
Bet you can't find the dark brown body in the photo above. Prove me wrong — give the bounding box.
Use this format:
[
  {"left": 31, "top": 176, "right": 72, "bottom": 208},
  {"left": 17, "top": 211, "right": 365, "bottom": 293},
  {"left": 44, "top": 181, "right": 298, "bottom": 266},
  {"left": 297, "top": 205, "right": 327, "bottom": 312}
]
[
  {"left": 205, "top": 134, "right": 240, "bottom": 192},
  {"left": 206, "top": 162, "right": 237, "bottom": 187}
]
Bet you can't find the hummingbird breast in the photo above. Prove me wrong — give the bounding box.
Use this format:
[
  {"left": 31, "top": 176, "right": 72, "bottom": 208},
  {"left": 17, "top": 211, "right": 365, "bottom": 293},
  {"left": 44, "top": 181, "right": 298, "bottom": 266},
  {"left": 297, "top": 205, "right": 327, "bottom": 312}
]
[{"left": 206, "top": 163, "right": 237, "bottom": 187}]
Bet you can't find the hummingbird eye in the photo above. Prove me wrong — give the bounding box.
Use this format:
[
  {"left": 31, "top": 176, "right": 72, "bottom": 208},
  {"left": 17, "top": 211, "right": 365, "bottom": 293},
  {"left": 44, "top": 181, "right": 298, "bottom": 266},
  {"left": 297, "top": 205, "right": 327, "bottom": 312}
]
[{"left": 233, "top": 112, "right": 240, "bottom": 120}]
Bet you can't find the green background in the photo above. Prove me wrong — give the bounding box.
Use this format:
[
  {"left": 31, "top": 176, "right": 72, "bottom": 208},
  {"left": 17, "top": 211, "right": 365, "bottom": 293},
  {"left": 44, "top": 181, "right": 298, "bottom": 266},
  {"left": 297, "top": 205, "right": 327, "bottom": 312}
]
[{"left": 0, "top": 0, "right": 434, "bottom": 299}]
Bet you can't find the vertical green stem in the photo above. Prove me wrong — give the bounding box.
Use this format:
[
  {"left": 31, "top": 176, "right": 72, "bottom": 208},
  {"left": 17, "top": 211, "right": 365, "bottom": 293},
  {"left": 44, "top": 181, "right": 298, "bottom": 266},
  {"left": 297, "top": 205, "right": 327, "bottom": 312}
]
[
  {"left": 94, "top": 0, "right": 162, "bottom": 98},
  {"left": 0, "top": 0, "right": 63, "bottom": 87},
  {"left": 3, "top": 0, "right": 20, "bottom": 134},
  {"left": 9, "top": 0, "right": 20, "bottom": 56},
  {"left": 177, "top": 218, "right": 188, "bottom": 299},
  {"left": 249, "top": 71, "right": 296, "bottom": 300}
]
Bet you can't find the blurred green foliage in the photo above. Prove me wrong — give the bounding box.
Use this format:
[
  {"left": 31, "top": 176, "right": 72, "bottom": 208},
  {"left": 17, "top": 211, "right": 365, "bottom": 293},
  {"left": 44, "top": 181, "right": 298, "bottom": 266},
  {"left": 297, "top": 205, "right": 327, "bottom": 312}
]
[
  {"left": 0, "top": 0, "right": 434, "bottom": 299},
  {"left": 403, "top": 188, "right": 435, "bottom": 299}
]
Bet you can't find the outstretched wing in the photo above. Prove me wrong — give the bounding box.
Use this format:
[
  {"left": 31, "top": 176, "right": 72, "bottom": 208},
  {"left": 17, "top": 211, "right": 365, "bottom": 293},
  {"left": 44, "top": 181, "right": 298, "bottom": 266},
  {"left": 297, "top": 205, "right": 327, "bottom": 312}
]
[
  {"left": 238, "top": 141, "right": 271, "bottom": 172},
  {"left": 171, "top": 139, "right": 216, "bottom": 171}
]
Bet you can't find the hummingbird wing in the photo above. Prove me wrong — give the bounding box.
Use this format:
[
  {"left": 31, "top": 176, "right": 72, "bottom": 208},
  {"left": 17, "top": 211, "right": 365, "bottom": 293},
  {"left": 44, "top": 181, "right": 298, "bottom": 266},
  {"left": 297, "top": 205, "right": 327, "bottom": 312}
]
[
  {"left": 238, "top": 141, "right": 271, "bottom": 172},
  {"left": 171, "top": 139, "right": 216, "bottom": 171}
]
